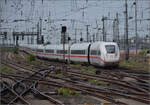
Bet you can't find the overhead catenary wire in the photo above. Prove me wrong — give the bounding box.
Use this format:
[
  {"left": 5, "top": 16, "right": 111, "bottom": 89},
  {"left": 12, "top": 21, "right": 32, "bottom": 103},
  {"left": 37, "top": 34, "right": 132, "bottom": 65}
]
[{"left": 0, "top": 0, "right": 149, "bottom": 45}]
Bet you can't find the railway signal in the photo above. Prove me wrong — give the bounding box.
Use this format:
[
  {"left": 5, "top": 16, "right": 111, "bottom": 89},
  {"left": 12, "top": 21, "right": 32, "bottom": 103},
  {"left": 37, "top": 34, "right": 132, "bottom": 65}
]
[
  {"left": 61, "top": 26, "right": 66, "bottom": 33},
  {"left": 61, "top": 26, "right": 67, "bottom": 62},
  {"left": 4, "top": 32, "right": 7, "bottom": 39},
  {"left": 68, "top": 36, "right": 71, "bottom": 64},
  {"left": 21, "top": 32, "right": 24, "bottom": 40},
  {"left": 41, "top": 35, "right": 44, "bottom": 44},
  {"left": 80, "top": 38, "right": 83, "bottom": 42}
]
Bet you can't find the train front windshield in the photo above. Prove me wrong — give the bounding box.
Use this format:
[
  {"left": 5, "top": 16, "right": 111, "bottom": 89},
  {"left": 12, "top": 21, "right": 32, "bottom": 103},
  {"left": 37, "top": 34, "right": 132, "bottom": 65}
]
[{"left": 105, "top": 45, "right": 115, "bottom": 54}]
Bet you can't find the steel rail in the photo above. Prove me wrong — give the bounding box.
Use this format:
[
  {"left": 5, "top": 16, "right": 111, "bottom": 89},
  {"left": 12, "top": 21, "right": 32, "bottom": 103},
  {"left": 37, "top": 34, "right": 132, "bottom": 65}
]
[
  {"left": 67, "top": 70, "right": 149, "bottom": 94},
  {"left": 1, "top": 50, "right": 149, "bottom": 104},
  {"left": 1, "top": 60, "right": 54, "bottom": 104},
  {"left": 20, "top": 59, "right": 149, "bottom": 95},
  {"left": 31, "top": 82, "right": 64, "bottom": 105},
  {"left": 2, "top": 71, "right": 149, "bottom": 104},
  {"left": 0, "top": 81, "right": 30, "bottom": 105},
  {"left": 47, "top": 74, "right": 150, "bottom": 103},
  {"left": 39, "top": 78, "right": 150, "bottom": 104},
  {"left": 38, "top": 80, "right": 127, "bottom": 105},
  {"left": 8, "top": 65, "right": 53, "bottom": 105}
]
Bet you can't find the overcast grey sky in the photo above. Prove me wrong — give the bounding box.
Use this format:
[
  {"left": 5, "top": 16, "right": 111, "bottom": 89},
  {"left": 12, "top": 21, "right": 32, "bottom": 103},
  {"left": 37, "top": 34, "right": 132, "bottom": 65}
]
[{"left": 0, "top": 0, "right": 150, "bottom": 44}]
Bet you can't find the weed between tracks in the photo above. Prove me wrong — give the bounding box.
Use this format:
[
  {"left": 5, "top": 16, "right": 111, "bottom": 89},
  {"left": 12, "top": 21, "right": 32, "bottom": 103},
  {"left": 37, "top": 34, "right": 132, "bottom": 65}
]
[
  {"left": 74, "top": 64, "right": 82, "bottom": 67},
  {"left": 0, "top": 65, "right": 13, "bottom": 74},
  {"left": 27, "top": 54, "right": 35, "bottom": 62},
  {"left": 56, "top": 73, "right": 64, "bottom": 77},
  {"left": 12, "top": 47, "right": 19, "bottom": 54},
  {"left": 31, "top": 60, "right": 44, "bottom": 65},
  {"left": 88, "top": 80, "right": 109, "bottom": 86},
  {"left": 15, "top": 55, "right": 22, "bottom": 60},
  {"left": 58, "top": 87, "right": 78, "bottom": 96},
  {"left": 24, "top": 65, "right": 33, "bottom": 69},
  {"left": 79, "top": 66, "right": 96, "bottom": 75}
]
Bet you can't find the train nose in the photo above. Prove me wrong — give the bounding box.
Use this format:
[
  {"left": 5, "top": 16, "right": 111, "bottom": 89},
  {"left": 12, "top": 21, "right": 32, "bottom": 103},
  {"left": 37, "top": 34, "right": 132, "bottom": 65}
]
[
  {"left": 104, "top": 54, "right": 119, "bottom": 64},
  {"left": 105, "top": 54, "right": 116, "bottom": 61}
]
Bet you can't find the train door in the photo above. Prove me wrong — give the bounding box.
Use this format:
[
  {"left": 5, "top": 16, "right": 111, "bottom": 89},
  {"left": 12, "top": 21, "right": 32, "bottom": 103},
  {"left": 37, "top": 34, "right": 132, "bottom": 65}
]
[{"left": 88, "top": 44, "right": 91, "bottom": 64}]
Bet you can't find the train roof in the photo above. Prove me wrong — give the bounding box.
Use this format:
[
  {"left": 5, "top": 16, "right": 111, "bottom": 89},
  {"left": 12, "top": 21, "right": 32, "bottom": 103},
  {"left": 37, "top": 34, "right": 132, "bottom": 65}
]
[
  {"left": 71, "top": 43, "right": 90, "bottom": 50},
  {"left": 20, "top": 41, "right": 118, "bottom": 50},
  {"left": 92, "top": 41, "right": 117, "bottom": 45},
  {"left": 45, "top": 44, "right": 69, "bottom": 50}
]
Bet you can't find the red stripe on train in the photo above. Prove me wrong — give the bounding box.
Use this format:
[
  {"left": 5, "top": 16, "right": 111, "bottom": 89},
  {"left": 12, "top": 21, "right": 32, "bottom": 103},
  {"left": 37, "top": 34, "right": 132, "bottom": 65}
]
[{"left": 34, "top": 52, "right": 119, "bottom": 63}]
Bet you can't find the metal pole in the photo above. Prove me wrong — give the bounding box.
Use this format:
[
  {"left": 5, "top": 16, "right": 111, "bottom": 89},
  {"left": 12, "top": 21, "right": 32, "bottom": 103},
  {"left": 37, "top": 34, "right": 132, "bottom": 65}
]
[
  {"left": 68, "top": 38, "right": 71, "bottom": 64},
  {"left": 37, "top": 22, "right": 39, "bottom": 44},
  {"left": 80, "top": 31, "right": 82, "bottom": 43},
  {"left": 102, "top": 16, "right": 105, "bottom": 41},
  {"left": 0, "top": 6, "right": 3, "bottom": 47},
  {"left": 93, "top": 33, "right": 95, "bottom": 42},
  {"left": 102, "top": 16, "right": 106, "bottom": 41},
  {"left": 125, "top": 0, "right": 129, "bottom": 60},
  {"left": 95, "top": 20, "right": 99, "bottom": 41},
  {"left": 32, "top": 27, "right": 34, "bottom": 44},
  {"left": 149, "top": 1, "right": 150, "bottom": 39},
  {"left": 62, "top": 32, "right": 65, "bottom": 62},
  {"left": 40, "top": 18, "right": 42, "bottom": 44},
  {"left": 134, "top": 0, "right": 138, "bottom": 55},
  {"left": 75, "top": 28, "right": 77, "bottom": 43},
  {"left": 86, "top": 25, "right": 90, "bottom": 42},
  {"left": 116, "top": 13, "right": 120, "bottom": 44},
  {"left": 113, "top": 19, "right": 115, "bottom": 42}
]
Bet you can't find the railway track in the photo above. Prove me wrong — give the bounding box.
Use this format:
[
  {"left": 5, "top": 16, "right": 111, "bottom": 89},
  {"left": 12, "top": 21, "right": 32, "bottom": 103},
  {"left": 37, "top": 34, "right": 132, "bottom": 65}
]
[
  {"left": 30, "top": 60, "right": 150, "bottom": 104},
  {"left": 1, "top": 68, "right": 150, "bottom": 104},
  {"left": 38, "top": 79, "right": 150, "bottom": 104},
  {"left": 47, "top": 73, "right": 150, "bottom": 104},
  {"left": 67, "top": 70, "right": 149, "bottom": 93},
  {"left": 34, "top": 59, "right": 149, "bottom": 92},
  {"left": 1, "top": 51, "right": 150, "bottom": 105},
  {"left": 1, "top": 62, "right": 149, "bottom": 104},
  {"left": 38, "top": 58, "right": 150, "bottom": 88},
  {"left": 6, "top": 57, "right": 149, "bottom": 96},
  {"left": 0, "top": 66, "right": 64, "bottom": 105},
  {"left": 0, "top": 54, "right": 65, "bottom": 105},
  {"left": 36, "top": 57, "right": 150, "bottom": 80},
  {"left": 1, "top": 74, "right": 127, "bottom": 105}
]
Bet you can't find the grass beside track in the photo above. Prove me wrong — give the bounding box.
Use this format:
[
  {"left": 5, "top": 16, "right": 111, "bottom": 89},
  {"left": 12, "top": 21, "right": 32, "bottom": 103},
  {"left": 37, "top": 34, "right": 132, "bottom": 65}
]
[
  {"left": 58, "top": 87, "right": 78, "bottom": 96},
  {"left": 120, "top": 56, "right": 150, "bottom": 72},
  {"left": 120, "top": 49, "right": 150, "bottom": 72},
  {"left": 0, "top": 47, "right": 18, "bottom": 54},
  {"left": 0, "top": 65, "right": 14, "bottom": 74},
  {"left": 79, "top": 66, "right": 96, "bottom": 75}
]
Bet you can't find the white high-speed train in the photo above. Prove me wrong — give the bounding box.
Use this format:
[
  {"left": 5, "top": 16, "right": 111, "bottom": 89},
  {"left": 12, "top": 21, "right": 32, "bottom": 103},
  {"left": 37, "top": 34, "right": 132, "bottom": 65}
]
[{"left": 20, "top": 41, "right": 120, "bottom": 67}]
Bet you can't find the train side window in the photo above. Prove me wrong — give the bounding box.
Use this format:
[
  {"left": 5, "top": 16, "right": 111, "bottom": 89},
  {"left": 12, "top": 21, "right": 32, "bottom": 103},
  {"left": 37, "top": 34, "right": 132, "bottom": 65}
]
[
  {"left": 71, "top": 50, "right": 85, "bottom": 55},
  {"left": 57, "top": 50, "right": 67, "bottom": 54},
  {"left": 32, "top": 49, "right": 35, "bottom": 52},
  {"left": 91, "top": 50, "right": 97, "bottom": 55},
  {"left": 45, "top": 49, "right": 54, "bottom": 53},
  {"left": 37, "top": 49, "right": 43, "bottom": 52}
]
